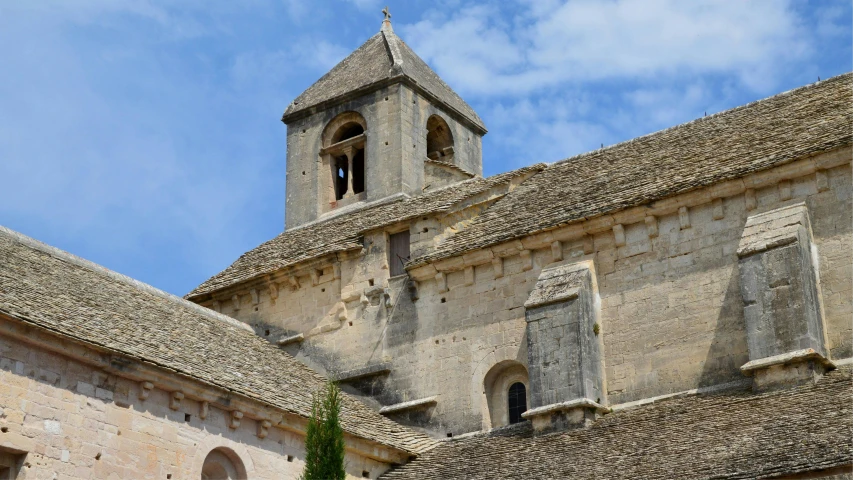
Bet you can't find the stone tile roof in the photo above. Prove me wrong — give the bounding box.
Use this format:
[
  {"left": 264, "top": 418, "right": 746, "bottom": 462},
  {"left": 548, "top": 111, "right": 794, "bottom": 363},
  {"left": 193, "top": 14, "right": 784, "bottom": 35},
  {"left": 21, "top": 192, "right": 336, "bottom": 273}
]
[
  {"left": 410, "top": 73, "right": 853, "bottom": 268},
  {"left": 0, "top": 227, "right": 437, "bottom": 455},
  {"left": 282, "top": 22, "right": 486, "bottom": 133},
  {"left": 381, "top": 366, "right": 853, "bottom": 479},
  {"left": 187, "top": 164, "right": 545, "bottom": 300}
]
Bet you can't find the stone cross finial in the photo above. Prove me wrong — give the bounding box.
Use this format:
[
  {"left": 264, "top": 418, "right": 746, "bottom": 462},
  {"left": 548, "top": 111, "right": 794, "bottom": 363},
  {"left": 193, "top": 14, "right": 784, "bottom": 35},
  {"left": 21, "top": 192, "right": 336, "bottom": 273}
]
[{"left": 382, "top": 6, "right": 391, "bottom": 22}]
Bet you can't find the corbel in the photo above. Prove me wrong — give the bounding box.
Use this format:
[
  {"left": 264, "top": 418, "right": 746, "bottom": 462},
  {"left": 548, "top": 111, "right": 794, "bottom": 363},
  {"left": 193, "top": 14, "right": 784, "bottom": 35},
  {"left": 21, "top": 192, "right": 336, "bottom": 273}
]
[
  {"left": 678, "top": 206, "right": 691, "bottom": 230},
  {"left": 464, "top": 266, "right": 474, "bottom": 286},
  {"left": 360, "top": 292, "right": 369, "bottom": 306},
  {"left": 712, "top": 198, "right": 724, "bottom": 220},
  {"left": 268, "top": 283, "right": 279, "bottom": 304},
  {"left": 645, "top": 216, "right": 658, "bottom": 238},
  {"left": 310, "top": 269, "right": 320, "bottom": 286},
  {"left": 230, "top": 411, "right": 244, "bottom": 429},
  {"left": 138, "top": 381, "right": 154, "bottom": 401},
  {"left": 211, "top": 300, "right": 221, "bottom": 313},
  {"left": 492, "top": 257, "right": 504, "bottom": 279},
  {"left": 338, "top": 303, "right": 349, "bottom": 320},
  {"left": 815, "top": 170, "right": 829, "bottom": 192},
  {"left": 778, "top": 180, "right": 792, "bottom": 201},
  {"left": 745, "top": 189, "right": 757, "bottom": 211},
  {"left": 199, "top": 401, "right": 209, "bottom": 420},
  {"left": 289, "top": 275, "right": 300, "bottom": 290},
  {"left": 551, "top": 241, "right": 563, "bottom": 262},
  {"left": 333, "top": 263, "right": 341, "bottom": 280},
  {"left": 169, "top": 391, "right": 184, "bottom": 411},
  {"left": 435, "top": 272, "right": 447, "bottom": 294},
  {"left": 231, "top": 295, "right": 241, "bottom": 311},
  {"left": 520, "top": 250, "right": 533, "bottom": 271},
  {"left": 612, "top": 224, "right": 626, "bottom": 247},
  {"left": 409, "top": 281, "right": 419, "bottom": 301},
  {"left": 250, "top": 289, "right": 259, "bottom": 306},
  {"left": 258, "top": 420, "right": 272, "bottom": 439}
]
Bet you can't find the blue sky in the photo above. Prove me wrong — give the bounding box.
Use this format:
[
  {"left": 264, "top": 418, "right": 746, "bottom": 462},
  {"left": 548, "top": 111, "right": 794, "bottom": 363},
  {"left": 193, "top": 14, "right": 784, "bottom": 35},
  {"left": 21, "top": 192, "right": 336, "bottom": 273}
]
[{"left": 1, "top": 0, "right": 850, "bottom": 296}]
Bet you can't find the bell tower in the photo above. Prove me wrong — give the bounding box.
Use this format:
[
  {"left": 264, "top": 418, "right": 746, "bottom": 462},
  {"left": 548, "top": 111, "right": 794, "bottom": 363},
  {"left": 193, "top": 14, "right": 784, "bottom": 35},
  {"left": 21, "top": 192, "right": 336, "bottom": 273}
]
[{"left": 281, "top": 10, "right": 487, "bottom": 229}]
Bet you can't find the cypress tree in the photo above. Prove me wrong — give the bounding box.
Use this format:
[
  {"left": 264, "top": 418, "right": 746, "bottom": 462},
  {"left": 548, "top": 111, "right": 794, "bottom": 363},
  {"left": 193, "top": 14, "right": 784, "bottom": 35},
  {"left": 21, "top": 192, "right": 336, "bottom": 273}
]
[{"left": 301, "top": 381, "right": 346, "bottom": 480}]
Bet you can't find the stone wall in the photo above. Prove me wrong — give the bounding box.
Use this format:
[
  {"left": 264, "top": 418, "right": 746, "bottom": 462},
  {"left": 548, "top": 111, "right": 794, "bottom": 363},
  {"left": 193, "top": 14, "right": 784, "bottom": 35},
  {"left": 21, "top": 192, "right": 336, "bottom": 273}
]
[
  {"left": 222, "top": 147, "right": 851, "bottom": 437},
  {"left": 0, "top": 330, "right": 395, "bottom": 479}
]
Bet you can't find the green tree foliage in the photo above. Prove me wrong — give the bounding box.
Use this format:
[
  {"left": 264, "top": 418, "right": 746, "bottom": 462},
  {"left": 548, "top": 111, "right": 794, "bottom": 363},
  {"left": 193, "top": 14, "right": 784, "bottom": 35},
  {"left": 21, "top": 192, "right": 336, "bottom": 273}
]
[{"left": 301, "top": 381, "right": 346, "bottom": 480}]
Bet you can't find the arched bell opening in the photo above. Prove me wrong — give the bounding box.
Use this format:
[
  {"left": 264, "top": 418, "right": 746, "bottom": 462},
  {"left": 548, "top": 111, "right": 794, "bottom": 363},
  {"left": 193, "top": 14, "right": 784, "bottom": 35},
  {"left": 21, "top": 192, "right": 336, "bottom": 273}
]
[
  {"left": 426, "top": 115, "right": 454, "bottom": 161},
  {"left": 322, "top": 112, "right": 367, "bottom": 202}
]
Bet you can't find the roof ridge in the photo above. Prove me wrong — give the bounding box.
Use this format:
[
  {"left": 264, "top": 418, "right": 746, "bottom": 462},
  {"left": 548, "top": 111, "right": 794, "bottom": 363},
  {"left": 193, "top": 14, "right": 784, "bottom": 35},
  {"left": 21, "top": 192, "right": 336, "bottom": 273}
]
[
  {"left": 551, "top": 72, "right": 853, "bottom": 168},
  {"left": 0, "top": 225, "right": 251, "bottom": 333},
  {"left": 381, "top": 24, "right": 404, "bottom": 75}
]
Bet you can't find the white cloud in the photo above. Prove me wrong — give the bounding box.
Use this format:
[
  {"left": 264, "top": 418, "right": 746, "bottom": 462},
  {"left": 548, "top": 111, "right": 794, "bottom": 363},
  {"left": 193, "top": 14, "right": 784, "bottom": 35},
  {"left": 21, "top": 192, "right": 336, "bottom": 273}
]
[{"left": 401, "top": 0, "right": 812, "bottom": 96}]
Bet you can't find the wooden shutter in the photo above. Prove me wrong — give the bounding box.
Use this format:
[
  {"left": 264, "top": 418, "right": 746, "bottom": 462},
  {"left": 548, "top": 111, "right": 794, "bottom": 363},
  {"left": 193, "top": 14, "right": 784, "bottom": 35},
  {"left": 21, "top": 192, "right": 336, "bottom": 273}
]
[{"left": 389, "top": 231, "right": 410, "bottom": 277}]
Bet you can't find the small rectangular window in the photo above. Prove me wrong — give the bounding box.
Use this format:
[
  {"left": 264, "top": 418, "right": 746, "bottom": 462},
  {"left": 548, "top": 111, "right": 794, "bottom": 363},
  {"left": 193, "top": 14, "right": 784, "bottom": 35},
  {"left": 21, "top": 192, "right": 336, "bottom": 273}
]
[{"left": 389, "top": 231, "right": 410, "bottom": 277}]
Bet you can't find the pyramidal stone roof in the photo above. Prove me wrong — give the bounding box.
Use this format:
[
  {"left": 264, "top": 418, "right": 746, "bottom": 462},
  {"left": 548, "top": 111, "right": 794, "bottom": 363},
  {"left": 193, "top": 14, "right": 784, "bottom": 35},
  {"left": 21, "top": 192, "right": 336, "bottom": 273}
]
[
  {"left": 0, "top": 226, "right": 438, "bottom": 455},
  {"left": 282, "top": 20, "right": 486, "bottom": 133}
]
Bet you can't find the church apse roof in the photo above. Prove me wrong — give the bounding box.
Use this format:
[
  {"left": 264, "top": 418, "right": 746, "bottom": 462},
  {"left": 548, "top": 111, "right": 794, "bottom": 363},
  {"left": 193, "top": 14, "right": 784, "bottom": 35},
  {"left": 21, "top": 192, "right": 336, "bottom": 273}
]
[
  {"left": 0, "top": 226, "right": 438, "bottom": 456},
  {"left": 282, "top": 21, "right": 486, "bottom": 134}
]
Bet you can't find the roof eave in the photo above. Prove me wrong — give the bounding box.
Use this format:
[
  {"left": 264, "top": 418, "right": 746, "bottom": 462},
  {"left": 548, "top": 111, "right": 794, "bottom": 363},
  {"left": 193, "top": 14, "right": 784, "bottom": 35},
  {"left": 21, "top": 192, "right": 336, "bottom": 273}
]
[{"left": 281, "top": 76, "right": 487, "bottom": 135}]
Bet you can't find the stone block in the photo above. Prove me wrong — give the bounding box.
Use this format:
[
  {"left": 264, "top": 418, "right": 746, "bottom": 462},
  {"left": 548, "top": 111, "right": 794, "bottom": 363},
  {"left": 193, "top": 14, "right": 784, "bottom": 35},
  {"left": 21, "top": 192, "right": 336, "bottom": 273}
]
[
  {"left": 524, "top": 261, "right": 605, "bottom": 432},
  {"left": 737, "top": 203, "right": 831, "bottom": 389}
]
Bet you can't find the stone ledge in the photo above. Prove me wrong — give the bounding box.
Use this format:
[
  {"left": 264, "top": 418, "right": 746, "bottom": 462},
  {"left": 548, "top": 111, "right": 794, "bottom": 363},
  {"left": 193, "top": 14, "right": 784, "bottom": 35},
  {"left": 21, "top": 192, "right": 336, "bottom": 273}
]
[
  {"left": 521, "top": 398, "right": 609, "bottom": 419},
  {"left": 276, "top": 333, "right": 304, "bottom": 347},
  {"left": 334, "top": 363, "right": 392, "bottom": 383},
  {"left": 523, "top": 260, "right": 593, "bottom": 309},
  {"left": 741, "top": 348, "right": 835, "bottom": 373},
  {"left": 379, "top": 397, "right": 437, "bottom": 415}
]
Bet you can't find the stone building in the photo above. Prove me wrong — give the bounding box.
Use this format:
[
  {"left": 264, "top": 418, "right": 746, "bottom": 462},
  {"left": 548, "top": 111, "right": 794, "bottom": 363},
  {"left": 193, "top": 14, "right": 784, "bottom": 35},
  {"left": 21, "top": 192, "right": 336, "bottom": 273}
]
[{"left": 1, "top": 15, "right": 852, "bottom": 480}]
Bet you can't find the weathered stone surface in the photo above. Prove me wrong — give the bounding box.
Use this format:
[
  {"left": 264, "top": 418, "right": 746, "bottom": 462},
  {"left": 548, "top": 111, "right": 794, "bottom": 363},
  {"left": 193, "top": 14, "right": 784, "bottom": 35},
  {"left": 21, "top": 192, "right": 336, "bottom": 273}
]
[
  {"left": 737, "top": 203, "right": 830, "bottom": 377},
  {"left": 524, "top": 261, "right": 605, "bottom": 431}
]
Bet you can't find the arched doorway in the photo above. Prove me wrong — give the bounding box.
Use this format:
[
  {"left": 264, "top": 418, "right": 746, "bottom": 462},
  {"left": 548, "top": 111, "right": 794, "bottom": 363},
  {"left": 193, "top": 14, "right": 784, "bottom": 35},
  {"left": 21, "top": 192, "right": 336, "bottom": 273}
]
[{"left": 200, "top": 447, "right": 247, "bottom": 480}]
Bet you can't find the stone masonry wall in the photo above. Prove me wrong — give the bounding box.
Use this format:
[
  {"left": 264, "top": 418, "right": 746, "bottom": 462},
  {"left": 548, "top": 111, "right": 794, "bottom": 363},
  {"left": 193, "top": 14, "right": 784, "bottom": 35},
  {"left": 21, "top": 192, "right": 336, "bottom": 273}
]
[
  {"left": 0, "top": 334, "right": 393, "bottom": 480},
  {"left": 284, "top": 84, "right": 483, "bottom": 230},
  {"left": 227, "top": 148, "right": 851, "bottom": 437}
]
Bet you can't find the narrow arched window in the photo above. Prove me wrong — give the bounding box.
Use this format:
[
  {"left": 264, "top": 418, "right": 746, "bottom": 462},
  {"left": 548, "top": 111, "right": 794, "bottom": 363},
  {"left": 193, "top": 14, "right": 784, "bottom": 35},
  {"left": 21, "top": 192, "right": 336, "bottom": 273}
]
[{"left": 507, "top": 382, "right": 527, "bottom": 424}]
